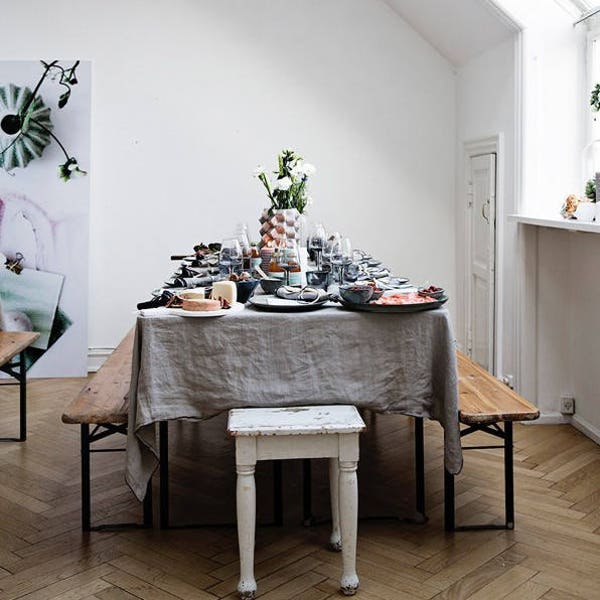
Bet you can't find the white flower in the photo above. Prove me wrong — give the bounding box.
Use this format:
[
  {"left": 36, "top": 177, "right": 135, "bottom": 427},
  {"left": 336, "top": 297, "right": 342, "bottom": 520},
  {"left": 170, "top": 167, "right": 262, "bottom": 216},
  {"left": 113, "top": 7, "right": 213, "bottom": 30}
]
[
  {"left": 273, "top": 176, "right": 292, "bottom": 191},
  {"left": 253, "top": 165, "right": 267, "bottom": 177},
  {"left": 301, "top": 163, "right": 316, "bottom": 176}
]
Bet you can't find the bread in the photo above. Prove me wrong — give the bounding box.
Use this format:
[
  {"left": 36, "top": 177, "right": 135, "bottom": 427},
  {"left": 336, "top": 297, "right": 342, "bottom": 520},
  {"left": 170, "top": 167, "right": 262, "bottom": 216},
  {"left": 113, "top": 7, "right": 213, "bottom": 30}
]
[{"left": 182, "top": 298, "right": 221, "bottom": 311}]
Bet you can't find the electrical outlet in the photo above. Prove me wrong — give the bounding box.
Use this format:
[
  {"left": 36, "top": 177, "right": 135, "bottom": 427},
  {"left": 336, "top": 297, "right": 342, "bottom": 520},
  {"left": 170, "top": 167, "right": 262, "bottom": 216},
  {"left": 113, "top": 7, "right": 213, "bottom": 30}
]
[
  {"left": 501, "top": 375, "right": 514, "bottom": 389},
  {"left": 560, "top": 396, "right": 575, "bottom": 415}
]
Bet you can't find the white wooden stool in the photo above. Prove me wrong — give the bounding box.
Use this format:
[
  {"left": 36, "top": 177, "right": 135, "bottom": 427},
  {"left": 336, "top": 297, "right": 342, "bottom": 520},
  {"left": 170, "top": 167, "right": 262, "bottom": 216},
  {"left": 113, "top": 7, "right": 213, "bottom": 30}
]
[{"left": 228, "top": 405, "right": 366, "bottom": 599}]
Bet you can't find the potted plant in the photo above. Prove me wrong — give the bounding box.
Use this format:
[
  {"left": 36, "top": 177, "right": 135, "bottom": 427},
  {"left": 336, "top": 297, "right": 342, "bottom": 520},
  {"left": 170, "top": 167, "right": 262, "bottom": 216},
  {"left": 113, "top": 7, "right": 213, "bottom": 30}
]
[{"left": 254, "top": 149, "right": 315, "bottom": 246}]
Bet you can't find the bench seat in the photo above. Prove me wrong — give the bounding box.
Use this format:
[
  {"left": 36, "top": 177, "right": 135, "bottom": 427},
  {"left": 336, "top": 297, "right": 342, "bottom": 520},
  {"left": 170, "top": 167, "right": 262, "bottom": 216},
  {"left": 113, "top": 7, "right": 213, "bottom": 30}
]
[
  {"left": 62, "top": 328, "right": 152, "bottom": 531},
  {"left": 0, "top": 331, "right": 40, "bottom": 442},
  {"left": 457, "top": 352, "right": 539, "bottom": 425},
  {"left": 443, "top": 352, "right": 540, "bottom": 531}
]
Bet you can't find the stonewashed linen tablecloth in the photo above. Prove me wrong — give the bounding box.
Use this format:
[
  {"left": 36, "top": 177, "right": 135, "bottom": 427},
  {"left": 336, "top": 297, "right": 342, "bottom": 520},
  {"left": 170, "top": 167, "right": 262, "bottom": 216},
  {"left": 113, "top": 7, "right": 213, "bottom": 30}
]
[{"left": 125, "top": 304, "right": 462, "bottom": 500}]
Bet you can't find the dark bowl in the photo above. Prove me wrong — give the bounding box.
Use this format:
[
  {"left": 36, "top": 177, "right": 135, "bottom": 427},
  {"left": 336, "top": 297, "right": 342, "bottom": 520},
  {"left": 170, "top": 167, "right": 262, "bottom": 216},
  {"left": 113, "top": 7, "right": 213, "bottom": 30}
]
[
  {"left": 236, "top": 279, "right": 259, "bottom": 303},
  {"left": 339, "top": 284, "right": 373, "bottom": 304},
  {"left": 370, "top": 288, "right": 384, "bottom": 301},
  {"left": 418, "top": 287, "right": 445, "bottom": 300},
  {"left": 259, "top": 277, "right": 284, "bottom": 295}
]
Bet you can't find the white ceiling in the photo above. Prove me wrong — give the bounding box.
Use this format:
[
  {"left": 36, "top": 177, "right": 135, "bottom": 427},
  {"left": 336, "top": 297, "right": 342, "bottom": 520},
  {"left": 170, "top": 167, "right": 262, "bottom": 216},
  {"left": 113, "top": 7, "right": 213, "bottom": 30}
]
[{"left": 383, "top": 0, "right": 519, "bottom": 67}]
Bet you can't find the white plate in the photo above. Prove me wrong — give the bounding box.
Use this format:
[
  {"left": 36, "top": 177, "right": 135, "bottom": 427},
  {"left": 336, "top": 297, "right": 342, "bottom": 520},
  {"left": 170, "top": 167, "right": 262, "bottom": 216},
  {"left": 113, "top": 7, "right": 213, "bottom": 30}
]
[{"left": 167, "top": 302, "right": 244, "bottom": 318}]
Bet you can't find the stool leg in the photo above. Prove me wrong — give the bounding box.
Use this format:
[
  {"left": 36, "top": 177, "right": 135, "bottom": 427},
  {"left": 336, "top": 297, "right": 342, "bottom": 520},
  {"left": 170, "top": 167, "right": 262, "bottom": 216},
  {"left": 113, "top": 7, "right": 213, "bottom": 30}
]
[
  {"left": 236, "top": 463, "right": 257, "bottom": 600},
  {"left": 328, "top": 457, "right": 341, "bottom": 551},
  {"left": 339, "top": 459, "right": 359, "bottom": 596},
  {"left": 504, "top": 422, "right": 515, "bottom": 529},
  {"left": 19, "top": 351, "right": 26, "bottom": 442}
]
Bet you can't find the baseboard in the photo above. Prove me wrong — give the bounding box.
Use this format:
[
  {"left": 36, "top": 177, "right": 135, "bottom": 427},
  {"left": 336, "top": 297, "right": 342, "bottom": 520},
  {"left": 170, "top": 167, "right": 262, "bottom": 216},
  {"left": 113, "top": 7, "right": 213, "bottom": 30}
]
[
  {"left": 571, "top": 414, "right": 600, "bottom": 446},
  {"left": 87, "top": 347, "right": 114, "bottom": 373}
]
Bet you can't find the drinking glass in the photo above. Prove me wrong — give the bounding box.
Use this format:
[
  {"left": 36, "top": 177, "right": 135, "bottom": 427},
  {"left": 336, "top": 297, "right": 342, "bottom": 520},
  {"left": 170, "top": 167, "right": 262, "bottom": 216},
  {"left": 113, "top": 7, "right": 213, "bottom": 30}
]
[
  {"left": 275, "top": 238, "right": 300, "bottom": 286},
  {"left": 219, "top": 238, "right": 243, "bottom": 276},
  {"left": 309, "top": 223, "right": 326, "bottom": 270}
]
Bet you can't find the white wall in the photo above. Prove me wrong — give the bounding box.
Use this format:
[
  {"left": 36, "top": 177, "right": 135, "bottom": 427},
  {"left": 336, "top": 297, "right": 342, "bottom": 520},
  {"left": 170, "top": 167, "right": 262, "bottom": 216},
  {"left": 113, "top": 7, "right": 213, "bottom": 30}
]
[
  {"left": 455, "top": 37, "right": 517, "bottom": 381},
  {"left": 0, "top": 0, "right": 457, "bottom": 357}
]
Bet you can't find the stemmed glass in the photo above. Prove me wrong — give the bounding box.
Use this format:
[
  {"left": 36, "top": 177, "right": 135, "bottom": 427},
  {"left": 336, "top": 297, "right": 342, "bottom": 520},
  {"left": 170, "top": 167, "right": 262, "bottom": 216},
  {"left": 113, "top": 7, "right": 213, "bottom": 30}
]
[
  {"left": 309, "top": 223, "right": 326, "bottom": 270},
  {"left": 275, "top": 238, "right": 300, "bottom": 286},
  {"left": 219, "top": 238, "right": 243, "bottom": 277},
  {"left": 329, "top": 237, "right": 352, "bottom": 283}
]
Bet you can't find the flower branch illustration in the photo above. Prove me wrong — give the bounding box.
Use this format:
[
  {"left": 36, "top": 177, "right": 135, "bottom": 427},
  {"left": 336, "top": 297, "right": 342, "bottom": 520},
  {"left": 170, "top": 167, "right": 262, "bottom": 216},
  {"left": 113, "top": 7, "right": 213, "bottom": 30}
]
[{"left": 0, "top": 60, "right": 87, "bottom": 181}]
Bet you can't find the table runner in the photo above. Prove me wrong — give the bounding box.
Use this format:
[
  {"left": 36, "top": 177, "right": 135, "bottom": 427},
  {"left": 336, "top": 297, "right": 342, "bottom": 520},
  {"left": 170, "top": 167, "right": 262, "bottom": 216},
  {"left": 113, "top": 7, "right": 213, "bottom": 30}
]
[{"left": 126, "top": 305, "right": 462, "bottom": 500}]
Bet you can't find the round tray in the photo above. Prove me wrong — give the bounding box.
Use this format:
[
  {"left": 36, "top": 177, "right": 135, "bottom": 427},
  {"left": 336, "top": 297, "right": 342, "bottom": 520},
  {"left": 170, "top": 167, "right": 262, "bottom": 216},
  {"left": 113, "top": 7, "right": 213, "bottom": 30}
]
[
  {"left": 248, "top": 295, "right": 330, "bottom": 313},
  {"left": 338, "top": 295, "right": 448, "bottom": 313}
]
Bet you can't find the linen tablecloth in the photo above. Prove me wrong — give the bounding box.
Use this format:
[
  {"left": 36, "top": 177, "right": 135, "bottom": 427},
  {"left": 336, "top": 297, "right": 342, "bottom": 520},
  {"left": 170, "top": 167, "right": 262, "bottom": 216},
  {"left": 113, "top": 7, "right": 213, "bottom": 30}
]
[{"left": 126, "top": 304, "right": 462, "bottom": 500}]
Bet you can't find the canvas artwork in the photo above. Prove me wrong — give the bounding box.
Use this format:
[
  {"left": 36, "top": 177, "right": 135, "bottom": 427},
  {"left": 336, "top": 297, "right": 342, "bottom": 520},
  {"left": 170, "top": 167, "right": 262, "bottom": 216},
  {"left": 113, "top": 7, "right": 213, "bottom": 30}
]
[{"left": 0, "top": 60, "right": 91, "bottom": 376}]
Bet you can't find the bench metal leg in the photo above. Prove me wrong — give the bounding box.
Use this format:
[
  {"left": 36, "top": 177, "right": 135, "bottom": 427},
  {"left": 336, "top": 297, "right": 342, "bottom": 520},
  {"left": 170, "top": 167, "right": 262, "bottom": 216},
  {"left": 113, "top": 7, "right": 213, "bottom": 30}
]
[
  {"left": 160, "top": 420, "right": 169, "bottom": 529},
  {"left": 447, "top": 421, "right": 515, "bottom": 531},
  {"left": 81, "top": 423, "right": 91, "bottom": 531},
  {"left": 504, "top": 422, "right": 514, "bottom": 529},
  {"left": 0, "top": 351, "right": 28, "bottom": 442},
  {"left": 19, "top": 351, "right": 26, "bottom": 441},
  {"left": 80, "top": 422, "right": 154, "bottom": 531},
  {"left": 444, "top": 468, "right": 455, "bottom": 531}
]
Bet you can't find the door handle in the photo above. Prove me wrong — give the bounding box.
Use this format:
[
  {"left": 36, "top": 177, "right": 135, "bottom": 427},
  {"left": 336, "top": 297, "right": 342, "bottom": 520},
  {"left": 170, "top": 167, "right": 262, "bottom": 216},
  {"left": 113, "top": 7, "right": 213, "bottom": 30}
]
[{"left": 481, "top": 200, "right": 490, "bottom": 224}]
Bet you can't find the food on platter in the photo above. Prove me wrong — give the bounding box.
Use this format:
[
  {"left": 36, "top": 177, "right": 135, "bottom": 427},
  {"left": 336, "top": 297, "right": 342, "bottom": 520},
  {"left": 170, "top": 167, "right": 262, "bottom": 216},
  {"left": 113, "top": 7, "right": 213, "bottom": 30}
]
[
  {"left": 211, "top": 280, "right": 237, "bottom": 304},
  {"left": 178, "top": 290, "right": 205, "bottom": 300},
  {"left": 373, "top": 292, "right": 437, "bottom": 306},
  {"left": 228, "top": 271, "right": 253, "bottom": 282},
  {"left": 181, "top": 298, "right": 222, "bottom": 312}
]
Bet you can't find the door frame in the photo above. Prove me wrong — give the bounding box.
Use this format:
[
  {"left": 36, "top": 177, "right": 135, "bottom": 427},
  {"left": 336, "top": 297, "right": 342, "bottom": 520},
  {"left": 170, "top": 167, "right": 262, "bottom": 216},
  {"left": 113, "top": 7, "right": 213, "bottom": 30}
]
[{"left": 463, "top": 134, "right": 504, "bottom": 376}]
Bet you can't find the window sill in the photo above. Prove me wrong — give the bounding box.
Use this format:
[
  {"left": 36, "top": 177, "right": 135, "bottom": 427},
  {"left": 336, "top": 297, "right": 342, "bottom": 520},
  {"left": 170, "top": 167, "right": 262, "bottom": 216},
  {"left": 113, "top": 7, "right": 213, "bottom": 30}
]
[{"left": 508, "top": 214, "right": 600, "bottom": 234}]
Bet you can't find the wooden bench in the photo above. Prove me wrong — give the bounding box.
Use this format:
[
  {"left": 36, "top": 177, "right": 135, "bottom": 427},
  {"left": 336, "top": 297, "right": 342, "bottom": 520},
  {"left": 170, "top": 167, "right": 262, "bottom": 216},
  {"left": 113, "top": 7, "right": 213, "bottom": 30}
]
[
  {"left": 0, "top": 331, "right": 40, "bottom": 442},
  {"left": 62, "top": 328, "right": 152, "bottom": 531},
  {"left": 443, "top": 352, "right": 540, "bottom": 531}
]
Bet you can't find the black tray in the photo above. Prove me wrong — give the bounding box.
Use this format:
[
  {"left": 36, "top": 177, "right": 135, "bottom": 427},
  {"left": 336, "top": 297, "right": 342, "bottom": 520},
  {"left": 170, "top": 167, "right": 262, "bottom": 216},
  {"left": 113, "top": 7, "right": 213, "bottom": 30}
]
[
  {"left": 248, "top": 295, "right": 331, "bottom": 313},
  {"left": 337, "top": 295, "right": 448, "bottom": 313}
]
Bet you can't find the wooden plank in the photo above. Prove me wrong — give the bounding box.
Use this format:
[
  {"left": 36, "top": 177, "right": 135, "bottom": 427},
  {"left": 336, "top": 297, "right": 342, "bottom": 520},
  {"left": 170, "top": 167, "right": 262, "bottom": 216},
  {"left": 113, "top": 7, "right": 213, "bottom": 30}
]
[
  {"left": 0, "top": 332, "right": 40, "bottom": 366},
  {"left": 61, "top": 329, "right": 134, "bottom": 425},
  {"left": 457, "top": 351, "right": 540, "bottom": 425}
]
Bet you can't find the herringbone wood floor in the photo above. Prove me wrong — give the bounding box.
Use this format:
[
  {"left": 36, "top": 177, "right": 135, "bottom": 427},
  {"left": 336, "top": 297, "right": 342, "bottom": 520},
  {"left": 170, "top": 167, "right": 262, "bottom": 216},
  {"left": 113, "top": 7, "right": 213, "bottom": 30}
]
[{"left": 1, "top": 378, "right": 600, "bottom": 599}]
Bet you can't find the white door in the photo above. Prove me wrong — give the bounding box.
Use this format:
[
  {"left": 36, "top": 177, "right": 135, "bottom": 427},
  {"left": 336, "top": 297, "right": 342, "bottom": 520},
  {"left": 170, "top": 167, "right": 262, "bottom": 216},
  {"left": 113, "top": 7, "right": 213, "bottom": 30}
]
[{"left": 467, "top": 153, "right": 496, "bottom": 372}]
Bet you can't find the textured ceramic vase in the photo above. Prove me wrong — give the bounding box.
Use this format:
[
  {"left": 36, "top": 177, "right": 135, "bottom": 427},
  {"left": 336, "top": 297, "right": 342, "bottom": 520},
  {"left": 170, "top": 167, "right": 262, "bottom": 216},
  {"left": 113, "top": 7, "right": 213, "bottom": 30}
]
[{"left": 259, "top": 208, "right": 300, "bottom": 247}]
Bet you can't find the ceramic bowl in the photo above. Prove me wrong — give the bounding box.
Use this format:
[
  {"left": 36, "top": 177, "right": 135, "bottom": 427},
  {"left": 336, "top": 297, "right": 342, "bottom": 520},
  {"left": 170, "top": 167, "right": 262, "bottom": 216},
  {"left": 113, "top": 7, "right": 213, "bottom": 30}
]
[
  {"left": 418, "top": 287, "right": 445, "bottom": 300},
  {"left": 259, "top": 277, "right": 284, "bottom": 295},
  {"left": 369, "top": 288, "right": 384, "bottom": 302},
  {"left": 236, "top": 279, "right": 259, "bottom": 303},
  {"left": 339, "top": 284, "right": 374, "bottom": 304}
]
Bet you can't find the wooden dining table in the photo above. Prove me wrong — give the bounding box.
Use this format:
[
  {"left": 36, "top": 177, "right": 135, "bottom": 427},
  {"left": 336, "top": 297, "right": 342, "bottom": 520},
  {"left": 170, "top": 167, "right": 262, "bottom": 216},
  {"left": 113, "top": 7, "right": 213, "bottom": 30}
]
[{"left": 125, "top": 300, "right": 462, "bottom": 523}]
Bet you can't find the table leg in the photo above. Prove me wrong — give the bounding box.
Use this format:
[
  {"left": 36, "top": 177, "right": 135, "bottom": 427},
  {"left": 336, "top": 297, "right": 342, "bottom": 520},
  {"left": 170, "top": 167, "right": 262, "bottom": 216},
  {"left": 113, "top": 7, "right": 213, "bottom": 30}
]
[
  {"left": 159, "top": 421, "right": 169, "bottom": 529},
  {"left": 338, "top": 459, "right": 359, "bottom": 596},
  {"left": 236, "top": 463, "right": 257, "bottom": 600},
  {"left": 328, "top": 457, "right": 341, "bottom": 551}
]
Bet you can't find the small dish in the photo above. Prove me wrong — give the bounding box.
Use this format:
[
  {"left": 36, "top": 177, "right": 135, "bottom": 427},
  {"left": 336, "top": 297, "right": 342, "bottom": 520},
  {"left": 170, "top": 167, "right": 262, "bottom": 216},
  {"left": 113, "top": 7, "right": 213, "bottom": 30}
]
[
  {"left": 236, "top": 279, "right": 259, "bottom": 303},
  {"left": 259, "top": 277, "right": 284, "bottom": 295},
  {"left": 339, "top": 284, "right": 373, "bottom": 304},
  {"left": 418, "top": 286, "right": 445, "bottom": 300}
]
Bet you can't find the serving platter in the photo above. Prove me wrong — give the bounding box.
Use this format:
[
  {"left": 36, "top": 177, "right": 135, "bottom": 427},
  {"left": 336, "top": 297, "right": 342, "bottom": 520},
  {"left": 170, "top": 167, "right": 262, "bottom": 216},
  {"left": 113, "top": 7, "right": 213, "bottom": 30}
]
[
  {"left": 337, "top": 295, "right": 448, "bottom": 313},
  {"left": 248, "top": 295, "right": 331, "bottom": 313},
  {"left": 167, "top": 302, "right": 244, "bottom": 318}
]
